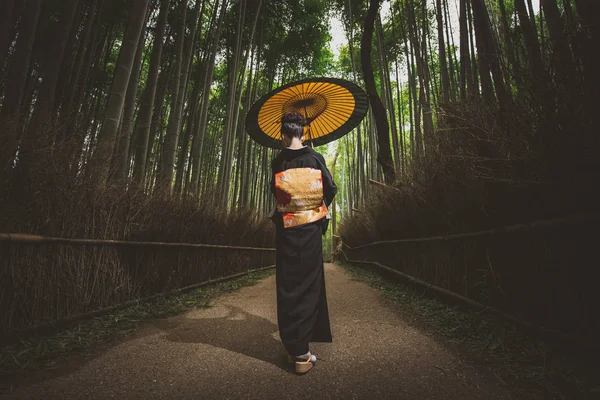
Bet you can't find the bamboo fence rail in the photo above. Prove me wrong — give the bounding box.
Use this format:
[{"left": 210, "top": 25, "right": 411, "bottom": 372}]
[
  {"left": 334, "top": 204, "right": 598, "bottom": 353},
  {"left": 0, "top": 234, "right": 275, "bottom": 343},
  {"left": 0, "top": 233, "right": 276, "bottom": 252},
  {"left": 339, "top": 212, "right": 596, "bottom": 250},
  {"left": 0, "top": 265, "right": 276, "bottom": 345},
  {"left": 337, "top": 249, "right": 599, "bottom": 354}
]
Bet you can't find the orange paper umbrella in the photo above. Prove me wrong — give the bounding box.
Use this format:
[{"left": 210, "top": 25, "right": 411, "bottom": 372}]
[{"left": 244, "top": 77, "right": 369, "bottom": 149}]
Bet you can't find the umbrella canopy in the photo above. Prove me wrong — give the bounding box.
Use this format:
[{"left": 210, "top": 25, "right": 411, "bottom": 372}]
[{"left": 244, "top": 77, "right": 369, "bottom": 149}]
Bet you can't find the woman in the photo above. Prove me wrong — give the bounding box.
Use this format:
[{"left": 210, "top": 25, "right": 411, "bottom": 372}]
[{"left": 270, "top": 111, "right": 337, "bottom": 374}]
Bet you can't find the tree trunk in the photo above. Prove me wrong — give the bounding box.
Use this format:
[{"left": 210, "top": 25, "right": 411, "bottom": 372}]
[
  {"left": 53, "top": 1, "right": 85, "bottom": 119},
  {"left": 92, "top": 0, "right": 150, "bottom": 184},
  {"left": 459, "top": 0, "right": 469, "bottom": 101},
  {"left": 173, "top": 0, "right": 206, "bottom": 196},
  {"left": 526, "top": 0, "right": 538, "bottom": 37},
  {"left": 470, "top": 0, "right": 495, "bottom": 105},
  {"left": 0, "top": 0, "right": 18, "bottom": 71},
  {"left": 347, "top": 0, "right": 365, "bottom": 205},
  {"left": 360, "top": 0, "right": 395, "bottom": 184},
  {"left": 132, "top": 0, "right": 169, "bottom": 186},
  {"left": 60, "top": 0, "right": 101, "bottom": 128},
  {"left": 69, "top": 0, "right": 106, "bottom": 132},
  {"left": 158, "top": 0, "right": 187, "bottom": 193},
  {"left": 394, "top": 60, "right": 406, "bottom": 175},
  {"left": 514, "top": 0, "right": 547, "bottom": 96},
  {"left": 33, "top": 0, "right": 81, "bottom": 123},
  {"left": 436, "top": 0, "right": 450, "bottom": 103},
  {"left": 471, "top": 0, "right": 510, "bottom": 110},
  {"left": 217, "top": 0, "right": 247, "bottom": 206},
  {"left": 573, "top": 0, "right": 598, "bottom": 43},
  {"left": 190, "top": 0, "right": 228, "bottom": 197},
  {"left": 225, "top": 0, "right": 262, "bottom": 208},
  {"left": 406, "top": 1, "right": 426, "bottom": 156},
  {"left": 498, "top": 0, "right": 521, "bottom": 90},
  {"left": 419, "top": 0, "right": 435, "bottom": 152},
  {"left": 330, "top": 147, "right": 340, "bottom": 255},
  {"left": 241, "top": 49, "right": 260, "bottom": 207},
  {"left": 376, "top": 15, "right": 400, "bottom": 171},
  {"left": 19, "top": 0, "right": 80, "bottom": 168},
  {"left": 573, "top": 0, "right": 599, "bottom": 137},
  {"left": 391, "top": 5, "right": 406, "bottom": 175},
  {"left": 175, "top": 64, "right": 202, "bottom": 196},
  {"left": 113, "top": 9, "right": 150, "bottom": 182},
  {"left": 237, "top": 43, "right": 259, "bottom": 208},
  {"left": 467, "top": 0, "right": 480, "bottom": 98},
  {"left": 427, "top": 33, "right": 440, "bottom": 106},
  {"left": 443, "top": 0, "right": 458, "bottom": 101},
  {"left": 541, "top": 0, "right": 577, "bottom": 90},
  {"left": 0, "top": 0, "right": 43, "bottom": 169},
  {"left": 398, "top": 7, "right": 415, "bottom": 162}
]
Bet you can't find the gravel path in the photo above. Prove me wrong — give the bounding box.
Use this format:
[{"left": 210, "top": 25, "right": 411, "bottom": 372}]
[{"left": 2, "top": 264, "right": 510, "bottom": 399}]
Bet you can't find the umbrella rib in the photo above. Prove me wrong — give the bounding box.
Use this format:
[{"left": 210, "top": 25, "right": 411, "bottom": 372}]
[
  {"left": 317, "top": 84, "right": 352, "bottom": 94},
  {"left": 326, "top": 112, "right": 346, "bottom": 131},
  {"left": 260, "top": 99, "right": 288, "bottom": 111},
  {"left": 260, "top": 117, "right": 281, "bottom": 134},
  {"left": 287, "top": 84, "right": 302, "bottom": 97},
  {"left": 322, "top": 110, "right": 349, "bottom": 127},
  {"left": 265, "top": 124, "right": 280, "bottom": 138},
  {"left": 321, "top": 94, "right": 357, "bottom": 102},
  {"left": 306, "top": 81, "right": 317, "bottom": 95},
  {"left": 261, "top": 107, "right": 287, "bottom": 126},
  {"left": 325, "top": 102, "right": 356, "bottom": 109},
  {"left": 314, "top": 88, "right": 349, "bottom": 98},
  {"left": 259, "top": 105, "right": 286, "bottom": 117},
  {"left": 315, "top": 114, "right": 338, "bottom": 136},
  {"left": 322, "top": 105, "right": 355, "bottom": 117}
]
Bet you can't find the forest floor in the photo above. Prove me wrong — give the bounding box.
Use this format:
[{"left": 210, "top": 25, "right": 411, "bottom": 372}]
[{"left": 0, "top": 264, "right": 595, "bottom": 399}]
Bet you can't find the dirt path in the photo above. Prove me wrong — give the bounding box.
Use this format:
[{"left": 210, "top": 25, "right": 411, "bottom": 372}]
[{"left": 1, "top": 264, "right": 511, "bottom": 399}]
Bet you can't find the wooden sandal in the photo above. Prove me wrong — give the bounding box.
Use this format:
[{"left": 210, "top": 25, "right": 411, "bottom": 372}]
[{"left": 288, "top": 353, "right": 316, "bottom": 374}]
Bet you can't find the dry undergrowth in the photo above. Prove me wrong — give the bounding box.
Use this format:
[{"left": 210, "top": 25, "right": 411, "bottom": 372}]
[{"left": 0, "top": 145, "right": 275, "bottom": 335}]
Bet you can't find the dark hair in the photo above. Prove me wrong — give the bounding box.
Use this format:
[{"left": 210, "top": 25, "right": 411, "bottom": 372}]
[{"left": 281, "top": 111, "right": 307, "bottom": 139}]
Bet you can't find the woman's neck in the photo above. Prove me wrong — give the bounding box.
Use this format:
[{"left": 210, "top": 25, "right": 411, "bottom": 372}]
[{"left": 286, "top": 137, "right": 305, "bottom": 150}]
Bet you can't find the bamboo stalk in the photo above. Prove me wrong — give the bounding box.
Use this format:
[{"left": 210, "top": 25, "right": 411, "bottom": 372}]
[{"left": 0, "top": 233, "right": 275, "bottom": 252}]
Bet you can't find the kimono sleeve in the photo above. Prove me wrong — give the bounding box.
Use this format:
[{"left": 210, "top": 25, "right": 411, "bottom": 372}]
[
  {"left": 315, "top": 153, "right": 337, "bottom": 207},
  {"left": 268, "top": 159, "right": 278, "bottom": 222},
  {"left": 269, "top": 159, "right": 276, "bottom": 196}
]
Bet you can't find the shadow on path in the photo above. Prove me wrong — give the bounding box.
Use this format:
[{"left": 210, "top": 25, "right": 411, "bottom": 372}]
[{"left": 156, "top": 305, "right": 290, "bottom": 373}]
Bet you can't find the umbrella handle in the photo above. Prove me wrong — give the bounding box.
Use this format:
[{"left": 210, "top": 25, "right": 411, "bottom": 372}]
[
  {"left": 306, "top": 123, "right": 314, "bottom": 148},
  {"left": 303, "top": 107, "right": 314, "bottom": 148}
]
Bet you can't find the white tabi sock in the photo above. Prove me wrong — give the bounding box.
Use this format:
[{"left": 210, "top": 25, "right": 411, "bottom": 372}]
[{"left": 296, "top": 351, "right": 316, "bottom": 362}]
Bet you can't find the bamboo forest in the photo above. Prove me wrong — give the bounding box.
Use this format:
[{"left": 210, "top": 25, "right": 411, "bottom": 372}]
[{"left": 0, "top": 0, "right": 598, "bottom": 398}]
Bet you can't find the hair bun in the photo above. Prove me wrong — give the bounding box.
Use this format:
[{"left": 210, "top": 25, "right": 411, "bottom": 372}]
[{"left": 281, "top": 111, "right": 308, "bottom": 126}]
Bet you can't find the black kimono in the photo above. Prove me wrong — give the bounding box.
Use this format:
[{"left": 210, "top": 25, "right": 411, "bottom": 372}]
[{"left": 270, "top": 146, "right": 337, "bottom": 356}]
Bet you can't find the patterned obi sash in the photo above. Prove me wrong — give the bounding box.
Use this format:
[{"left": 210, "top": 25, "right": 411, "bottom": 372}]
[{"left": 275, "top": 167, "right": 328, "bottom": 228}]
